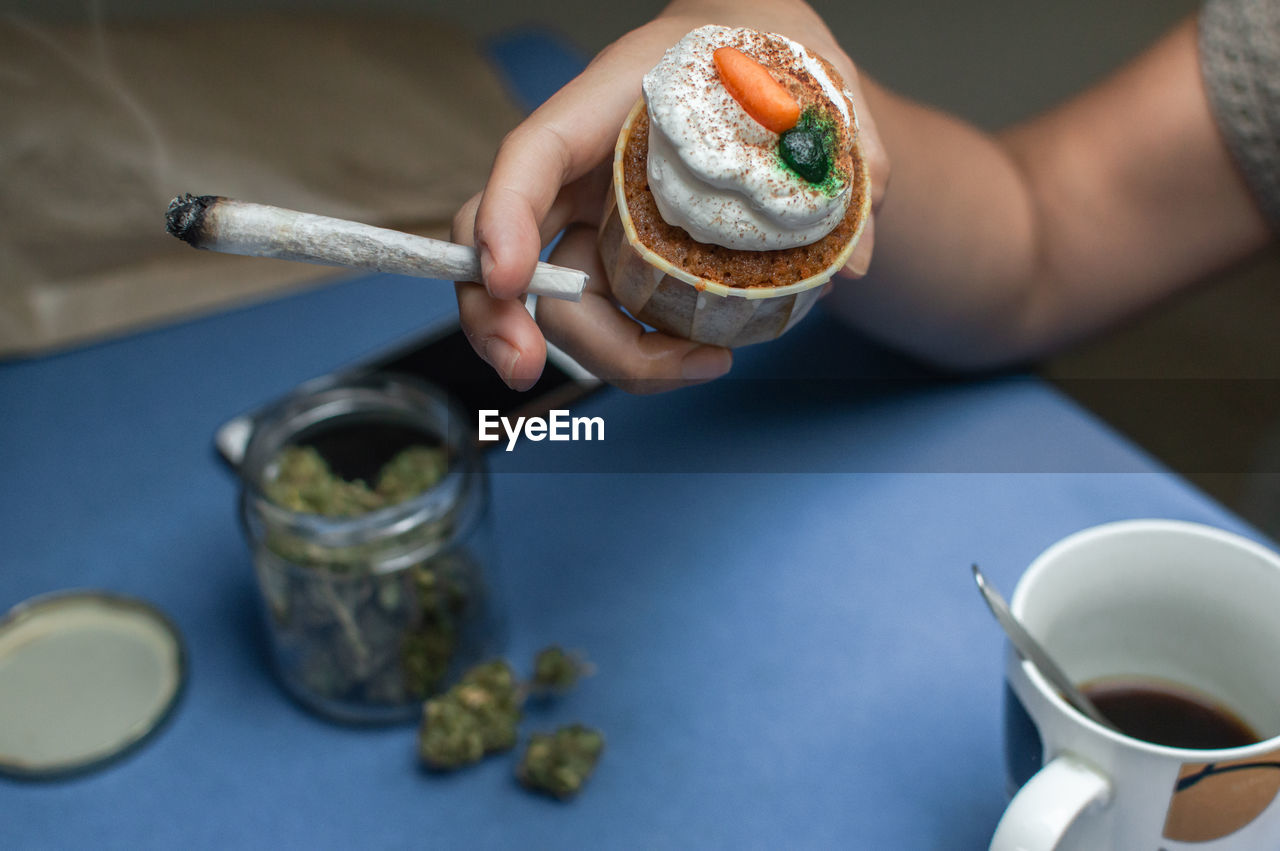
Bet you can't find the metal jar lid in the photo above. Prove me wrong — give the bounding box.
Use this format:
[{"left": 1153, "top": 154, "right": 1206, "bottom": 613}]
[{"left": 0, "top": 590, "right": 186, "bottom": 779}]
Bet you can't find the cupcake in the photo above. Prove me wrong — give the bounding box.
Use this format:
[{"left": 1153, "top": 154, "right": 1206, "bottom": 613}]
[{"left": 598, "top": 25, "right": 871, "bottom": 347}]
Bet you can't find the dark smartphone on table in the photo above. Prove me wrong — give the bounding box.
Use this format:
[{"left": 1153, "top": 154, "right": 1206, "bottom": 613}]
[{"left": 214, "top": 313, "right": 601, "bottom": 469}]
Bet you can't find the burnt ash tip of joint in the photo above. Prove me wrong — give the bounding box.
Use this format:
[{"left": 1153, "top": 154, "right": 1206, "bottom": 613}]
[{"left": 165, "top": 193, "right": 216, "bottom": 246}]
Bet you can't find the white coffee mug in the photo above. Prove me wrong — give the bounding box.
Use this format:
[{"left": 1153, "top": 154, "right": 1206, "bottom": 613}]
[{"left": 992, "top": 519, "right": 1280, "bottom": 850}]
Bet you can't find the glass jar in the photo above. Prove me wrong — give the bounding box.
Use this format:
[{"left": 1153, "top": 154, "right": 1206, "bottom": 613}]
[{"left": 238, "top": 374, "right": 500, "bottom": 723}]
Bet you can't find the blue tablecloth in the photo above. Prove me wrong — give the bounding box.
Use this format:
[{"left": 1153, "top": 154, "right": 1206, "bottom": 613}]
[{"left": 1, "top": 29, "right": 1269, "bottom": 850}]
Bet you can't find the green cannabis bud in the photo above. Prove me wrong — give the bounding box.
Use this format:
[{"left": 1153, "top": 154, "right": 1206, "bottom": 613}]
[
  {"left": 401, "top": 626, "right": 456, "bottom": 700},
  {"left": 265, "top": 446, "right": 384, "bottom": 516},
  {"left": 376, "top": 446, "right": 449, "bottom": 503},
  {"left": 516, "top": 724, "right": 605, "bottom": 799},
  {"left": 259, "top": 442, "right": 474, "bottom": 708},
  {"left": 530, "top": 645, "right": 590, "bottom": 694},
  {"left": 265, "top": 444, "right": 449, "bottom": 517},
  {"left": 418, "top": 660, "right": 522, "bottom": 770},
  {"left": 400, "top": 564, "right": 471, "bottom": 698}
]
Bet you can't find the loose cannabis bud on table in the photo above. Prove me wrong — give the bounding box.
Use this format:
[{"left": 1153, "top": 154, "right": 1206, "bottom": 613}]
[
  {"left": 531, "top": 645, "right": 589, "bottom": 694},
  {"left": 419, "top": 661, "right": 522, "bottom": 770},
  {"left": 516, "top": 724, "right": 605, "bottom": 799},
  {"left": 418, "top": 649, "right": 604, "bottom": 794}
]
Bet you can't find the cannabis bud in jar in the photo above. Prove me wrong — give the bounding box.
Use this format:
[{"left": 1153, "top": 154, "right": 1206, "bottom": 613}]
[
  {"left": 264, "top": 445, "right": 448, "bottom": 516},
  {"left": 238, "top": 375, "right": 499, "bottom": 723}
]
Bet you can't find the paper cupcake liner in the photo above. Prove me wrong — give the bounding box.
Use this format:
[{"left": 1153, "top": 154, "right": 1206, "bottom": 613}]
[{"left": 599, "top": 99, "right": 870, "bottom": 348}]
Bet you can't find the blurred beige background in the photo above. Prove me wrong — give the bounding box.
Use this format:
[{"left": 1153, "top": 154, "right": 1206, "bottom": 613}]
[{"left": 6, "top": 0, "right": 1278, "bottom": 535}]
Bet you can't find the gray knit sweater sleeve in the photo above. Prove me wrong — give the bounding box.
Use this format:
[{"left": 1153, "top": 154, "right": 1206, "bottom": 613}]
[{"left": 1200, "top": 0, "right": 1280, "bottom": 231}]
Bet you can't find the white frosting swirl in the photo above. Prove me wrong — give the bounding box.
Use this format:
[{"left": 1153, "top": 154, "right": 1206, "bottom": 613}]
[{"left": 641, "top": 25, "right": 855, "bottom": 251}]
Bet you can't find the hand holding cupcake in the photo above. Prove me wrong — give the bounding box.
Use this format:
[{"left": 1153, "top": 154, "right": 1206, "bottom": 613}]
[
  {"left": 600, "top": 25, "right": 870, "bottom": 347},
  {"left": 450, "top": 2, "right": 887, "bottom": 391}
]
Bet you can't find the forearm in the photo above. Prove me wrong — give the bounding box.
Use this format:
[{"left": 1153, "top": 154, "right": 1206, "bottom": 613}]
[
  {"left": 828, "top": 81, "right": 1044, "bottom": 368},
  {"left": 826, "top": 17, "right": 1272, "bottom": 370}
]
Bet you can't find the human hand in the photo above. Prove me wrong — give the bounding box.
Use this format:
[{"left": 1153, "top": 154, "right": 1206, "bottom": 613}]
[{"left": 452, "top": 0, "right": 889, "bottom": 393}]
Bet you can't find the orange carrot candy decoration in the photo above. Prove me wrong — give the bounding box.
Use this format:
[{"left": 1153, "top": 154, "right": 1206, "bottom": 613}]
[{"left": 712, "top": 46, "right": 802, "bottom": 134}]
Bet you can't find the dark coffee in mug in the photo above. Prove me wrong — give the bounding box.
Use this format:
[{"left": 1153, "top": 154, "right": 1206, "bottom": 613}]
[{"left": 1080, "top": 677, "right": 1260, "bottom": 750}]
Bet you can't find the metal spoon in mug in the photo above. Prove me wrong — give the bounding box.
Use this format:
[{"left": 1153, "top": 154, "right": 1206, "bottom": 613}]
[{"left": 970, "top": 564, "right": 1119, "bottom": 732}]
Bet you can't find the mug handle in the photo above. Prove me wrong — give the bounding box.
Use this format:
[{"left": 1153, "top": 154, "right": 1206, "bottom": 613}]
[{"left": 990, "top": 754, "right": 1111, "bottom": 850}]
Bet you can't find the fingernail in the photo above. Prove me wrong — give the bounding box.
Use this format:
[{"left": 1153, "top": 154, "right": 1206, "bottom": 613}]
[
  {"left": 484, "top": 337, "right": 520, "bottom": 382},
  {"left": 844, "top": 245, "right": 870, "bottom": 278},
  {"left": 681, "top": 347, "right": 732, "bottom": 381},
  {"left": 479, "top": 243, "right": 496, "bottom": 291}
]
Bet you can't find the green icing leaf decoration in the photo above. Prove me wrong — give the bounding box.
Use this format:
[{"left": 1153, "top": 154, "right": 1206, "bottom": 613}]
[
  {"left": 777, "top": 107, "right": 846, "bottom": 194},
  {"left": 779, "top": 125, "right": 828, "bottom": 183}
]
